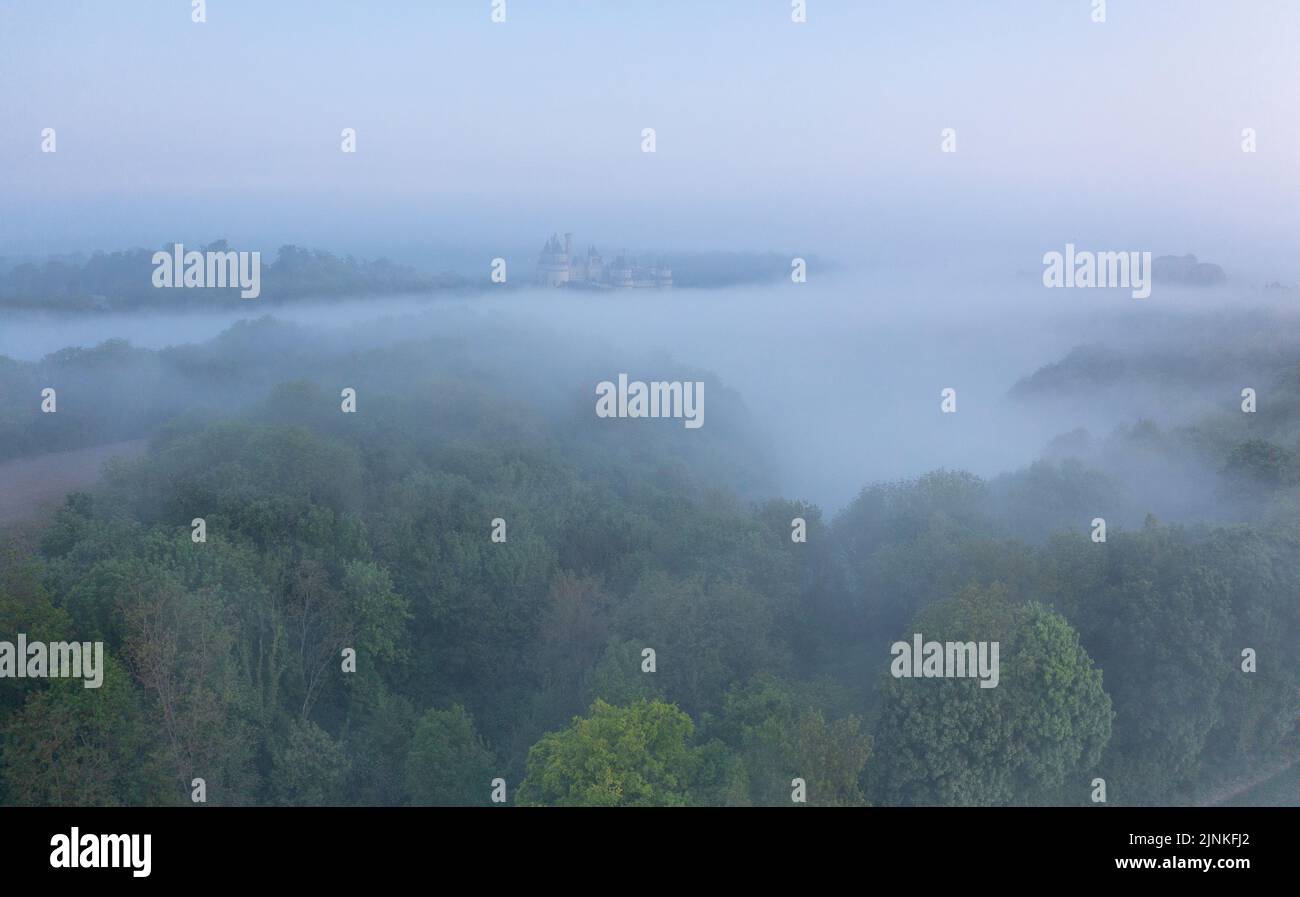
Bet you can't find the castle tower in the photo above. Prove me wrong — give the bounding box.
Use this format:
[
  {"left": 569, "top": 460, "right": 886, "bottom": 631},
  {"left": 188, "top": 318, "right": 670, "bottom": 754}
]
[
  {"left": 655, "top": 256, "right": 673, "bottom": 288},
  {"left": 536, "top": 232, "right": 571, "bottom": 287}
]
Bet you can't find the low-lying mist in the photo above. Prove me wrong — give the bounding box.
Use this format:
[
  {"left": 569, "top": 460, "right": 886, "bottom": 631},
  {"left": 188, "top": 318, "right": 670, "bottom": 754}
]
[{"left": 4, "top": 268, "right": 1295, "bottom": 527}]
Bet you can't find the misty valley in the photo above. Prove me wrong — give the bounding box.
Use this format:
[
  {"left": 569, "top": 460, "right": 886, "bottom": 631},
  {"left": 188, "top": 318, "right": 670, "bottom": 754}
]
[
  {"left": 0, "top": 261, "right": 1295, "bottom": 810},
  {"left": 3, "top": 7, "right": 1298, "bottom": 856}
]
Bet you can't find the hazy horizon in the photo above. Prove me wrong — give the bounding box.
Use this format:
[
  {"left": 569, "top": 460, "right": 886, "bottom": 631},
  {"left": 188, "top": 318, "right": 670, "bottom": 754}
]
[{"left": 4, "top": 1, "right": 1300, "bottom": 280}]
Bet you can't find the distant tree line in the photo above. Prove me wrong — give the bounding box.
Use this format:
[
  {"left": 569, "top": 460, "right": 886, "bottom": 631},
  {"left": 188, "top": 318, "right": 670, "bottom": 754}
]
[{"left": 0, "top": 242, "right": 470, "bottom": 311}]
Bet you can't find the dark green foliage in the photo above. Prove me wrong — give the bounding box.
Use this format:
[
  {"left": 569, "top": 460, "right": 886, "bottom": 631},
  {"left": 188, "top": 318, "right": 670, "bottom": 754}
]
[
  {"left": 2, "top": 314, "right": 1297, "bottom": 808},
  {"left": 869, "top": 587, "right": 1112, "bottom": 806},
  {"left": 405, "top": 705, "right": 496, "bottom": 806}
]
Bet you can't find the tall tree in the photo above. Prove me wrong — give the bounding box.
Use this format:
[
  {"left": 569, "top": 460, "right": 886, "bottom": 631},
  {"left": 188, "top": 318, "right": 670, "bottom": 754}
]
[{"left": 516, "top": 699, "right": 700, "bottom": 807}]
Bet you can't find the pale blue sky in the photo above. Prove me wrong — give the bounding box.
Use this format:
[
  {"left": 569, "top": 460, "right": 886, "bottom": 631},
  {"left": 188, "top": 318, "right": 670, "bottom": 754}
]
[{"left": 2, "top": 1, "right": 1298, "bottom": 275}]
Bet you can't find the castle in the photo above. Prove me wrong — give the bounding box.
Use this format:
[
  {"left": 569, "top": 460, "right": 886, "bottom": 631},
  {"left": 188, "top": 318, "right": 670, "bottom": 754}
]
[{"left": 536, "top": 232, "right": 672, "bottom": 289}]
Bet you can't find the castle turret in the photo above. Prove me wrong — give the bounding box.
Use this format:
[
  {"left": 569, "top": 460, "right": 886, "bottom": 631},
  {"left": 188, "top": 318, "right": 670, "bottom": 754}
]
[
  {"left": 536, "top": 232, "right": 571, "bottom": 286},
  {"left": 656, "top": 258, "right": 673, "bottom": 288}
]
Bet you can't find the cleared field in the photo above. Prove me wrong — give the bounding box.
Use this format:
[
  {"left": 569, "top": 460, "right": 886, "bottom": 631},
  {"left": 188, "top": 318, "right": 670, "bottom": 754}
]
[{"left": 0, "top": 439, "right": 147, "bottom": 525}]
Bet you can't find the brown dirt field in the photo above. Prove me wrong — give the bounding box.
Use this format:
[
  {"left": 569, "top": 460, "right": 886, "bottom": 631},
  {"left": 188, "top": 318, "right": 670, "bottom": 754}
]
[{"left": 0, "top": 439, "right": 148, "bottom": 527}]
